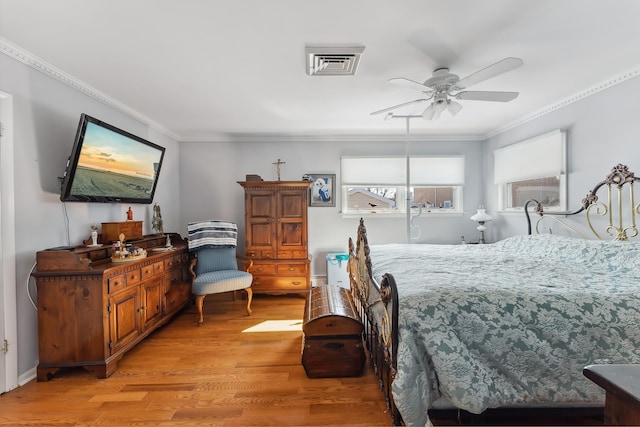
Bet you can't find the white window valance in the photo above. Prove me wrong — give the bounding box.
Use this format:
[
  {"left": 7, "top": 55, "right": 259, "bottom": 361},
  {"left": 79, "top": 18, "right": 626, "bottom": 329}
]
[{"left": 494, "top": 129, "right": 566, "bottom": 184}]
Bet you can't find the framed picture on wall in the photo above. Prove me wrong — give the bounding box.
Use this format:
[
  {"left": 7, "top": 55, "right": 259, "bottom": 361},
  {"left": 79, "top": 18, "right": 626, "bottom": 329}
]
[{"left": 308, "top": 174, "right": 336, "bottom": 207}]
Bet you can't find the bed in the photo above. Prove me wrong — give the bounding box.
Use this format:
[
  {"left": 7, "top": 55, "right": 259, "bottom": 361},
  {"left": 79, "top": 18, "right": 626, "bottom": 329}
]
[{"left": 347, "top": 164, "right": 640, "bottom": 426}]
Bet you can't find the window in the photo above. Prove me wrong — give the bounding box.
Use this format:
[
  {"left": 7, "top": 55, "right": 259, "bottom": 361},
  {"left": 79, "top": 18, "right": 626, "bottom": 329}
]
[
  {"left": 341, "top": 156, "right": 464, "bottom": 215},
  {"left": 494, "top": 129, "right": 567, "bottom": 211}
]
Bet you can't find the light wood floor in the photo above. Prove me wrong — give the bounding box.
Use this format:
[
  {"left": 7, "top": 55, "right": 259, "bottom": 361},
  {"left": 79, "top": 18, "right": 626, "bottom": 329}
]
[{"left": 0, "top": 294, "right": 391, "bottom": 426}]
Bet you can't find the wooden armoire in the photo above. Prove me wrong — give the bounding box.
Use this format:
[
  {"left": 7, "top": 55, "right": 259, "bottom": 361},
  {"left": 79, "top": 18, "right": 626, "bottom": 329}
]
[{"left": 238, "top": 181, "right": 312, "bottom": 295}]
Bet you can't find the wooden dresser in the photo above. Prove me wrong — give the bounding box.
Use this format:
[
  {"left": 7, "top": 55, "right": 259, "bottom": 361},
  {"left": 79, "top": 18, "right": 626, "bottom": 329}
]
[
  {"left": 238, "top": 181, "right": 312, "bottom": 295},
  {"left": 31, "top": 233, "right": 191, "bottom": 381}
]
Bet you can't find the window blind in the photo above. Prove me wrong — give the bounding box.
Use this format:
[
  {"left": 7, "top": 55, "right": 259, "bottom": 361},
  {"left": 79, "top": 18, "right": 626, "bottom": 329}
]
[
  {"left": 341, "top": 156, "right": 465, "bottom": 186},
  {"left": 494, "top": 129, "right": 566, "bottom": 184}
]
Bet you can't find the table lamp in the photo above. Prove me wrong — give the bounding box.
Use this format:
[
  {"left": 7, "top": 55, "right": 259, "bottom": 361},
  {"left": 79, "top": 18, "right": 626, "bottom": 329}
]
[{"left": 470, "top": 206, "right": 493, "bottom": 244}]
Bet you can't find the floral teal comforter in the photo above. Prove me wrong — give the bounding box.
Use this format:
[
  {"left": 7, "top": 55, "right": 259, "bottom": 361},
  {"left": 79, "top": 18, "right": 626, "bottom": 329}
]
[{"left": 369, "top": 234, "right": 640, "bottom": 426}]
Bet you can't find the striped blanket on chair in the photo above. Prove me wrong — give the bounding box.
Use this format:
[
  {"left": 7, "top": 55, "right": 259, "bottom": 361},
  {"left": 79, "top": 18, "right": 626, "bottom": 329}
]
[{"left": 188, "top": 220, "right": 238, "bottom": 250}]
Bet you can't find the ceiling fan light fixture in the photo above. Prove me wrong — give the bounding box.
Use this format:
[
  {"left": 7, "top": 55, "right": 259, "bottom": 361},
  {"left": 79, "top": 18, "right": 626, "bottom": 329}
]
[
  {"left": 422, "top": 104, "right": 435, "bottom": 120},
  {"left": 433, "top": 95, "right": 448, "bottom": 112},
  {"left": 447, "top": 99, "right": 463, "bottom": 116}
]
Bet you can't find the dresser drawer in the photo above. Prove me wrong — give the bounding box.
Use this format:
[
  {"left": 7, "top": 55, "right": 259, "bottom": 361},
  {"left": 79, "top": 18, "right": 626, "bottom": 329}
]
[
  {"left": 292, "top": 250, "right": 307, "bottom": 259},
  {"left": 276, "top": 264, "right": 307, "bottom": 275},
  {"left": 125, "top": 269, "right": 141, "bottom": 285},
  {"left": 141, "top": 261, "right": 164, "bottom": 279},
  {"left": 276, "top": 250, "right": 307, "bottom": 259},
  {"left": 249, "top": 264, "right": 276, "bottom": 275},
  {"left": 164, "top": 253, "right": 184, "bottom": 271},
  {"left": 274, "top": 276, "right": 308, "bottom": 289},
  {"left": 154, "top": 261, "right": 165, "bottom": 275},
  {"left": 108, "top": 274, "right": 127, "bottom": 294},
  {"left": 251, "top": 275, "right": 308, "bottom": 291},
  {"left": 247, "top": 250, "right": 275, "bottom": 260},
  {"left": 107, "top": 268, "right": 142, "bottom": 294}
]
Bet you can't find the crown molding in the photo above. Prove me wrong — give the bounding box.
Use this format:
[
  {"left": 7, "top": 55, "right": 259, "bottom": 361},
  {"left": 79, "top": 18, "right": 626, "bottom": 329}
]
[
  {"left": 179, "top": 132, "right": 483, "bottom": 143},
  {"left": 0, "top": 38, "right": 180, "bottom": 141},
  {"left": 3, "top": 37, "right": 638, "bottom": 143},
  {"left": 487, "top": 67, "right": 640, "bottom": 139}
]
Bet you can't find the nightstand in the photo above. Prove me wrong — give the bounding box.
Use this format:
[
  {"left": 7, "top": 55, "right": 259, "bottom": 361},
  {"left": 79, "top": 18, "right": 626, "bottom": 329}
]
[{"left": 583, "top": 364, "right": 640, "bottom": 425}]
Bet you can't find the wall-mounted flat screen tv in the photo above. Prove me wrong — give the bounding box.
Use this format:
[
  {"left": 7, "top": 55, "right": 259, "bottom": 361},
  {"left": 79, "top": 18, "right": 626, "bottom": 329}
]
[{"left": 60, "top": 114, "right": 165, "bottom": 204}]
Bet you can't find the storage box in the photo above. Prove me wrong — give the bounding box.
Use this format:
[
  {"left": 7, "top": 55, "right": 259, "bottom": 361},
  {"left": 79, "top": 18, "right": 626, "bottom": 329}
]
[
  {"left": 301, "top": 285, "right": 365, "bottom": 378},
  {"left": 101, "top": 221, "right": 143, "bottom": 243}
]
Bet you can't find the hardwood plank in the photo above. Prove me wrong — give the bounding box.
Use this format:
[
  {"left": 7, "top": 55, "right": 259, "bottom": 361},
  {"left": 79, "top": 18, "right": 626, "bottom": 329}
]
[{"left": 0, "top": 294, "right": 391, "bottom": 426}]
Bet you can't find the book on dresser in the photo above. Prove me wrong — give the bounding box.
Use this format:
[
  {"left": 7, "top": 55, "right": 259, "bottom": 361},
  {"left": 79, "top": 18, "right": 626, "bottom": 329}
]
[
  {"left": 31, "top": 233, "right": 192, "bottom": 381},
  {"left": 238, "top": 180, "right": 312, "bottom": 295}
]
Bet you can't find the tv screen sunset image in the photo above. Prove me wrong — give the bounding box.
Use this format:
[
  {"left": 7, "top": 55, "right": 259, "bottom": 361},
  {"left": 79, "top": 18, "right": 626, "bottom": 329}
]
[{"left": 69, "top": 122, "right": 163, "bottom": 199}]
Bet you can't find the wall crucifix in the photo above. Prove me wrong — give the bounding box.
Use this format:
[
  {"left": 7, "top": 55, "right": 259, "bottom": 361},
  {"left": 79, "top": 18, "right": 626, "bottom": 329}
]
[{"left": 273, "top": 158, "right": 286, "bottom": 181}]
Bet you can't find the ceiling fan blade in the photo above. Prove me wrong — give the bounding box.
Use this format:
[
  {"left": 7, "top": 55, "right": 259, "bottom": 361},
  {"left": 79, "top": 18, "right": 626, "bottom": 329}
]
[
  {"left": 455, "top": 57, "right": 523, "bottom": 89},
  {"left": 455, "top": 91, "right": 519, "bottom": 102},
  {"left": 370, "top": 98, "right": 428, "bottom": 115},
  {"left": 388, "top": 78, "right": 434, "bottom": 93}
]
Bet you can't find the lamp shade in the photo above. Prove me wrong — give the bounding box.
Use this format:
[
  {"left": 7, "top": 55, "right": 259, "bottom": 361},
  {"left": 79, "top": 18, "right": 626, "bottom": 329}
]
[
  {"left": 422, "top": 104, "right": 435, "bottom": 120},
  {"left": 447, "top": 100, "right": 463, "bottom": 116},
  {"left": 470, "top": 208, "right": 493, "bottom": 223}
]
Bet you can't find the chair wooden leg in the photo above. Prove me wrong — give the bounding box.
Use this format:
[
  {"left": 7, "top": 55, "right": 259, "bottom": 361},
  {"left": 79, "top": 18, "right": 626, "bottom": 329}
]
[
  {"left": 245, "top": 288, "right": 253, "bottom": 315},
  {"left": 195, "top": 295, "right": 205, "bottom": 325}
]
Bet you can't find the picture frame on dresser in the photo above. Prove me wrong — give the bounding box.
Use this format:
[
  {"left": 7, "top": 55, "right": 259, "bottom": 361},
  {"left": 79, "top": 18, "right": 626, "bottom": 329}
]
[{"left": 309, "top": 174, "right": 335, "bottom": 207}]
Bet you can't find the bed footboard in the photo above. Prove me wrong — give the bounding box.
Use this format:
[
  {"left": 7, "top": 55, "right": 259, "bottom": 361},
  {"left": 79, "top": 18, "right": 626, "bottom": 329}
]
[{"left": 348, "top": 218, "right": 402, "bottom": 426}]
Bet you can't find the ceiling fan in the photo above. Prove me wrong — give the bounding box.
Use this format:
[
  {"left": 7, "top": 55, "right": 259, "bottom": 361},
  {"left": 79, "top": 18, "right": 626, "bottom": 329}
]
[{"left": 371, "top": 57, "right": 524, "bottom": 120}]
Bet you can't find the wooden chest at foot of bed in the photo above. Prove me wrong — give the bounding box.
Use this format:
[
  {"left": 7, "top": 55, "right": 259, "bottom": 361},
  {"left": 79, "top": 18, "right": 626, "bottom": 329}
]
[{"left": 301, "top": 285, "right": 365, "bottom": 378}]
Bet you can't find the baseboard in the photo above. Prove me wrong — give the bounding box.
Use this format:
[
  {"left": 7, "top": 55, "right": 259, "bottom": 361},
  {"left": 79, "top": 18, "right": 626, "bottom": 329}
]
[{"left": 18, "top": 367, "right": 37, "bottom": 386}]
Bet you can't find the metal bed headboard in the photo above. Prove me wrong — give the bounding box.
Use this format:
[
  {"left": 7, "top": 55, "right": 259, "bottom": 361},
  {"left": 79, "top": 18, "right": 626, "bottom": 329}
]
[{"left": 525, "top": 164, "right": 640, "bottom": 240}]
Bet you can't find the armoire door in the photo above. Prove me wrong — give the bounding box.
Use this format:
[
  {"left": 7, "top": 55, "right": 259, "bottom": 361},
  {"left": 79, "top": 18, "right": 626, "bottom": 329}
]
[{"left": 276, "top": 190, "right": 308, "bottom": 256}]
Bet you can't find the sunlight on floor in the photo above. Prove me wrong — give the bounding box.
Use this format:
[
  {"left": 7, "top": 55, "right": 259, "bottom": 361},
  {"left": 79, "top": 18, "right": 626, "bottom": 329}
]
[{"left": 242, "top": 319, "right": 303, "bottom": 333}]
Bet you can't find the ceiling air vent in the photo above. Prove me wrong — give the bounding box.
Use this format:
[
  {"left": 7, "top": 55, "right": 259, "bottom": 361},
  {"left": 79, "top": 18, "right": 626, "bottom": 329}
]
[{"left": 306, "top": 46, "right": 365, "bottom": 76}]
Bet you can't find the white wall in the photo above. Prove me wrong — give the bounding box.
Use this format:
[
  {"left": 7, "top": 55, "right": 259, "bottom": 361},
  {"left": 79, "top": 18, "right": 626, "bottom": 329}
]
[
  {"left": 0, "top": 54, "right": 181, "bottom": 378},
  {"left": 483, "top": 75, "right": 640, "bottom": 241},
  {"left": 179, "top": 138, "right": 485, "bottom": 275}
]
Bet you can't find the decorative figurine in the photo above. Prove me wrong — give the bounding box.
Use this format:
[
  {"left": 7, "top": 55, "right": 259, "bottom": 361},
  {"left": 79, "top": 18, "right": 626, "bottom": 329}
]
[
  {"left": 127, "top": 207, "right": 133, "bottom": 221},
  {"left": 152, "top": 203, "right": 164, "bottom": 235},
  {"left": 90, "top": 224, "right": 98, "bottom": 246}
]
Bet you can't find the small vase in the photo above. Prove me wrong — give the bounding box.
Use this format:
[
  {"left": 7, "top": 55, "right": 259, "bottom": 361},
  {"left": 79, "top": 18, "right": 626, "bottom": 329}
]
[{"left": 91, "top": 230, "right": 98, "bottom": 246}]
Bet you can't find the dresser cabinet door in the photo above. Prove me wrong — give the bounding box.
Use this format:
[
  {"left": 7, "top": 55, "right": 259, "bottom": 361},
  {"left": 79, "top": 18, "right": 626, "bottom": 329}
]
[
  {"left": 141, "top": 275, "right": 164, "bottom": 331},
  {"left": 108, "top": 286, "right": 141, "bottom": 354}
]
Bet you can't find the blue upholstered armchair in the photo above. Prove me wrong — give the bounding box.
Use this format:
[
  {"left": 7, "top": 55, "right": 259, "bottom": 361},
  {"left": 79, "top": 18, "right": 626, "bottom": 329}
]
[{"left": 188, "top": 221, "right": 253, "bottom": 325}]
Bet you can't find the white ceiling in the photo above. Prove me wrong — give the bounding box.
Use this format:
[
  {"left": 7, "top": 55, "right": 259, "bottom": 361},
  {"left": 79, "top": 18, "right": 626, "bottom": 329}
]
[{"left": 1, "top": 0, "right": 640, "bottom": 141}]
